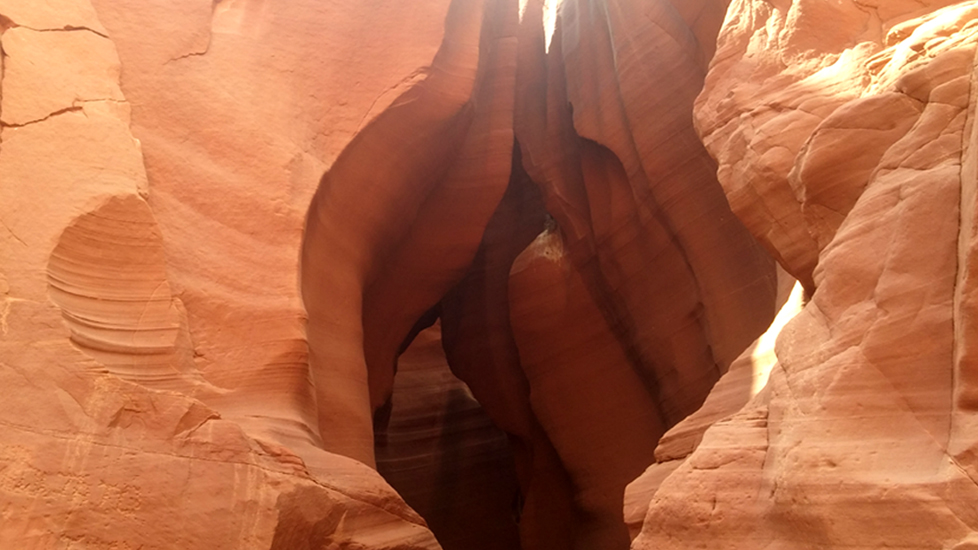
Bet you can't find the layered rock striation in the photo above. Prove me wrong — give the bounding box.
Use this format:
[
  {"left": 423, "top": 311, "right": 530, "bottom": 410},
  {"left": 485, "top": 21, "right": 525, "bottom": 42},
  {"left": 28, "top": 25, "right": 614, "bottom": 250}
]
[
  {"left": 631, "top": 1, "right": 978, "bottom": 548},
  {"left": 6, "top": 0, "right": 976, "bottom": 549},
  {"left": 1, "top": 0, "right": 775, "bottom": 547},
  {"left": 302, "top": 0, "right": 778, "bottom": 548},
  {"left": 0, "top": 0, "right": 452, "bottom": 547}
]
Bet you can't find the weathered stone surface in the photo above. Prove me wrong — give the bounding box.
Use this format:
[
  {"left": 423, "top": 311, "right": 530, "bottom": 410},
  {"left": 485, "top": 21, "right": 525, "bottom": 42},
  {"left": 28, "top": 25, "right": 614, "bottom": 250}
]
[
  {"left": 301, "top": 0, "right": 517, "bottom": 467},
  {"left": 11, "top": 0, "right": 975, "bottom": 547},
  {"left": 47, "top": 194, "right": 194, "bottom": 391},
  {"left": 440, "top": 148, "right": 577, "bottom": 550},
  {"left": 633, "top": 1, "right": 978, "bottom": 547},
  {"left": 89, "top": 0, "right": 463, "bottom": 469},
  {"left": 509, "top": 229, "right": 666, "bottom": 550},
  {"left": 624, "top": 274, "right": 801, "bottom": 540},
  {"left": 0, "top": 0, "right": 106, "bottom": 34},
  {"left": 0, "top": 0, "right": 450, "bottom": 547},
  {"left": 0, "top": 312, "right": 438, "bottom": 549},
  {"left": 495, "top": 1, "right": 778, "bottom": 547},
  {"left": 1, "top": 28, "right": 124, "bottom": 126},
  {"left": 301, "top": 1, "right": 776, "bottom": 548}
]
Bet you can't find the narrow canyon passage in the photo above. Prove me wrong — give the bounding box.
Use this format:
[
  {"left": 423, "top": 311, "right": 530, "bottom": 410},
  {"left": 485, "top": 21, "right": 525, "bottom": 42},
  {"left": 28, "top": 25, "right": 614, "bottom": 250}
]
[
  {"left": 5, "top": 0, "right": 978, "bottom": 548},
  {"left": 375, "top": 322, "right": 522, "bottom": 550},
  {"left": 300, "top": 0, "right": 778, "bottom": 548}
]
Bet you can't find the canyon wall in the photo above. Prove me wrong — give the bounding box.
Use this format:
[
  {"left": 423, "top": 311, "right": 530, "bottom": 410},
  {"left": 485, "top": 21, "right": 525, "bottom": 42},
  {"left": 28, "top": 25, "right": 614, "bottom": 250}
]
[
  {"left": 2, "top": 0, "right": 976, "bottom": 549},
  {"left": 631, "top": 0, "right": 978, "bottom": 548},
  {"left": 0, "top": 0, "right": 452, "bottom": 547}
]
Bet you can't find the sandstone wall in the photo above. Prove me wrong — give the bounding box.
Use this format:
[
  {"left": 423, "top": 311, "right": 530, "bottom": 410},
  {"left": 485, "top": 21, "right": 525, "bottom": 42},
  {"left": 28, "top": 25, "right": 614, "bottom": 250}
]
[
  {"left": 0, "top": 0, "right": 451, "bottom": 547},
  {"left": 7, "top": 0, "right": 971, "bottom": 548},
  {"left": 631, "top": 1, "right": 978, "bottom": 547},
  {"left": 0, "top": 0, "right": 777, "bottom": 547}
]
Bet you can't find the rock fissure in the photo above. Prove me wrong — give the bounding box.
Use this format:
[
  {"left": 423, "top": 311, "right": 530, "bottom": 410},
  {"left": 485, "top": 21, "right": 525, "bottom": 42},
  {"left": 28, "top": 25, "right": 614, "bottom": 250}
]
[
  {"left": 165, "top": 46, "right": 211, "bottom": 65},
  {"left": 28, "top": 25, "right": 108, "bottom": 38},
  {"left": 0, "top": 106, "right": 83, "bottom": 129},
  {"left": 0, "top": 215, "right": 25, "bottom": 246}
]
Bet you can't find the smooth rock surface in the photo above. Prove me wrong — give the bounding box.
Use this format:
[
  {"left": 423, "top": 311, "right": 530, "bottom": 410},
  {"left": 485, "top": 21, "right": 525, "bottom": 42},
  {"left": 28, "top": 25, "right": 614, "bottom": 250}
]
[{"left": 496, "top": 2, "right": 780, "bottom": 546}]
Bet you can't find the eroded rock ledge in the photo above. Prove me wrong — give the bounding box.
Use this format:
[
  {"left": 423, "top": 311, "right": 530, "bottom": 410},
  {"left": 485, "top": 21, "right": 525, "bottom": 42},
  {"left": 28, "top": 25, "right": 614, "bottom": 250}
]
[{"left": 2, "top": 0, "right": 977, "bottom": 549}]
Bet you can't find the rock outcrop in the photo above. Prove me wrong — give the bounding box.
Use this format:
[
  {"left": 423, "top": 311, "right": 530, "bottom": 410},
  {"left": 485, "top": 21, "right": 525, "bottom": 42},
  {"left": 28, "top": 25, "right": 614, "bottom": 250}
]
[
  {"left": 631, "top": 1, "right": 978, "bottom": 547},
  {"left": 0, "top": 0, "right": 452, "bottom": 547},
  {"left": 301, "top": 0, "right": 778, "bottom": 547}
]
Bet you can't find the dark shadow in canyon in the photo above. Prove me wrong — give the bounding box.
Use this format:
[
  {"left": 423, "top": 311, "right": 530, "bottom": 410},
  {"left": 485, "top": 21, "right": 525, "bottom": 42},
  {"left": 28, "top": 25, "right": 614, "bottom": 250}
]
[{"left": 375, "top": 322, "right": 523, "bottom": 550}]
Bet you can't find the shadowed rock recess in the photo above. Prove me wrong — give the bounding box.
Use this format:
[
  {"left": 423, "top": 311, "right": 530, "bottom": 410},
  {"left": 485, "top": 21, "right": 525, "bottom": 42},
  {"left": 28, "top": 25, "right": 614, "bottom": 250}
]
[{"left": 2, "top": 0, "right": 977, "bottom": 549}]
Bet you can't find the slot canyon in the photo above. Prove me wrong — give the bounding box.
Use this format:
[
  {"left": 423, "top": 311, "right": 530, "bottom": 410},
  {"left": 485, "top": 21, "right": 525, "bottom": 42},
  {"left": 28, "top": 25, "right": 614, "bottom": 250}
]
[{"left": 1, "top": 0, "right": 978, "bottom": 548}]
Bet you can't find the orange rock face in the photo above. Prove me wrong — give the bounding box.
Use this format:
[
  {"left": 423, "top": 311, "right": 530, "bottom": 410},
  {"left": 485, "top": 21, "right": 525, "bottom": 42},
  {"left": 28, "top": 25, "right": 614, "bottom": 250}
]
[
  {"left": 10, "top": 0, "right": 976, "bottom": 548},
  {"left": 1, "top": 0, "right": 775, "bottom": 546},
  {"left": 301, "top": 0, "right": 777, "bottom": 547},
  {"left": 631, "top": 1, "right": 978, "bottom": 548},
  {"left": 0, "top": 0, "right": 449, "bottom": 547}
]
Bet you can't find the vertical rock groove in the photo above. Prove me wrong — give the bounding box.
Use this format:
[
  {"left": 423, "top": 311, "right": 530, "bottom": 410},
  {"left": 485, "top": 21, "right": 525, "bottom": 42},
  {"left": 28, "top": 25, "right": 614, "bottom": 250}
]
[
  {"left": 302, "top": 0, "right": 777, "bottom": 548},
  {"left": 1, "top": 0, "right": 976, "bottom": 547},
  {"left": 32, "top": 0, "right": 978, "bottom": 546},
  {"left": 634, "top": 2, "right": 978, "bottom": 548}
]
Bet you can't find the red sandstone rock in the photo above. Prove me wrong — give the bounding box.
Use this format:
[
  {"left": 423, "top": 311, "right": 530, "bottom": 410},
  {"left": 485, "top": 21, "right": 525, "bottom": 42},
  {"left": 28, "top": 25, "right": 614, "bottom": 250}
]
[
  {"left": 440, "top": 147, "right": 578, "bottom": 550},
  {"left": 633, "top": 1, "right": 978, "bottom": 547},
  {"left": 91, "top": 0, "right": 465, "bottom": 469},
  {"left": 0, "top": 0, "right": 449, "bottom": 547},
  {"left": 624, "top": 273, "right": 801, "bottom": 540},
  {"left": 509, "top": 230, "right": 666, "bottom": 549},
  {"left": 301, "top": 0, "right": 519, "bottom": 467},
  {"left": 13, "top": 0, "right": 972, "bottom": 548},
  {"left": 376, "top": 322, "right": 521, "bottom": 550},
  {"left": 497, "top": 2, "right": 778, "bottom": 547}
]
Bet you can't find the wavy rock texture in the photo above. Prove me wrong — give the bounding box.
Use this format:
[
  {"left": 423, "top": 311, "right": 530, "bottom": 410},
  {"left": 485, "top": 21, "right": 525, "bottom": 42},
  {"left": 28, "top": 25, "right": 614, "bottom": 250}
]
[
  {"left": 624, "top": 274, "right": 801, "bottom": 540},
  {"left": 89, "top": 0, "right": 464, "bottom": 468},
  {"left": 17, "top": 0, "right": 975, "bottom": 548},
  {"left": 301, "top": 0, "right": 776, "bottom": 547},
  {"left": 633, "top": 1, "right": 978, "bottom": 547},
  {"left": 440, "top": 147, "right": 578, "bottom": 550},
  {"left": 508, "top": 229, "right": 666, "bottom": 550},
  {"left": 0, "top": 0, "right": 454, "bottom": 547},
  {"left": 0, "top": 0, "right": 778, "bottom": 547},
  {"left": 302, "top": 0, "right": 518, "bottom": 467},
  {"left": 47, "top": 195, "right": 194, "bottom": 390},
  {"left": 486, "top": 1, "right": 778, "bottom": 547}
]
